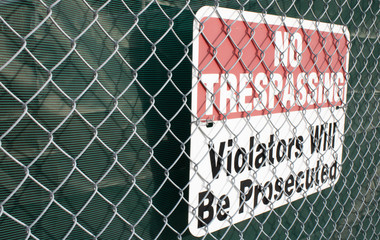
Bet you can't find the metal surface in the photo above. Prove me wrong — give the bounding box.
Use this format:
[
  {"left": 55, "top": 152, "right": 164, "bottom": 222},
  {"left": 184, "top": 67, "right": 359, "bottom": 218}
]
[{"left": 0, "top": 0, "right": 378, "bottom": 239}]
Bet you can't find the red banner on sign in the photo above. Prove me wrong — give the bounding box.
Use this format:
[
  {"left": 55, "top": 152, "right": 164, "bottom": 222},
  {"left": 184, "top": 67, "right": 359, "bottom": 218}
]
[{"left": 195, "top": 17, "right": 349, "bottom": 121}]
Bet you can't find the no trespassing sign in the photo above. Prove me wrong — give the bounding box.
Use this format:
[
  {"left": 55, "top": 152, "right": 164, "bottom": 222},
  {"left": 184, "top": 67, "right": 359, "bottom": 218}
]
[{"left": 189, "top": 6, "right": 350, "bottom": 237}]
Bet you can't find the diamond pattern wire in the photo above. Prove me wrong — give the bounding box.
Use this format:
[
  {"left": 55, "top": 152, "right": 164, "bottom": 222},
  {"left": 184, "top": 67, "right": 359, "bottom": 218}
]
[{"left": 0, "top": 0, "right": 378, "bottom": 239}]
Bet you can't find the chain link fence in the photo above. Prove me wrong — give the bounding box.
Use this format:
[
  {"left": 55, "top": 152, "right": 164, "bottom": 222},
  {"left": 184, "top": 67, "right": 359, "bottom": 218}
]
[{"left": 0, "top": 0, "right": 378, "bottom": 239}]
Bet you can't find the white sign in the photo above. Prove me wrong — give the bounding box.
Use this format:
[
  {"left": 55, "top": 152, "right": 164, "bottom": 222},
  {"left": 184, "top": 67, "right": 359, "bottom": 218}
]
[{"left": 189, "top": 6, "right": 350, "bottom": 236}]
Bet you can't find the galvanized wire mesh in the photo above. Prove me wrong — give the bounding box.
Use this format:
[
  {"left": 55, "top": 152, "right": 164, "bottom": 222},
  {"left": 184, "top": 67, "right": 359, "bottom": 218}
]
[{"left": 0, "top": 0, "right": 378, "bottom": 239}]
